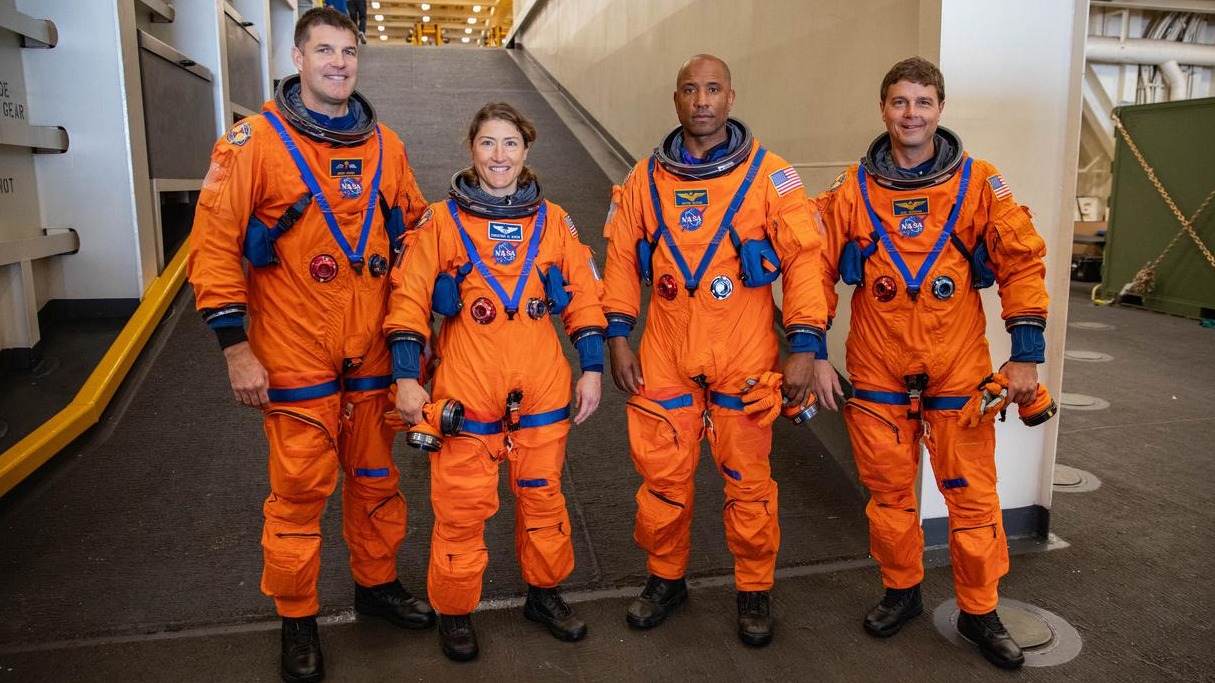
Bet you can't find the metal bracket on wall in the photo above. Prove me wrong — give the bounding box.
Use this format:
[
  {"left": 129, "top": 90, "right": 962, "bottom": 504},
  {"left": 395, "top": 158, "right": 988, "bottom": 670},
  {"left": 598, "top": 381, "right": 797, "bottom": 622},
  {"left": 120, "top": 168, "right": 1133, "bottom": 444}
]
[{"left": 0, "top": 5, "right": 57, "bottom": 48}]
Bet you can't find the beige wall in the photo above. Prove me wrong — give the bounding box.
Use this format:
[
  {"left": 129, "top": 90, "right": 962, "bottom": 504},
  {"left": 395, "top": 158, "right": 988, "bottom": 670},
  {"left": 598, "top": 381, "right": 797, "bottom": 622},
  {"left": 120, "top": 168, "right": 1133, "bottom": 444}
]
[{"left": 518, "top": 0, "right": 942, "bottom": 193}]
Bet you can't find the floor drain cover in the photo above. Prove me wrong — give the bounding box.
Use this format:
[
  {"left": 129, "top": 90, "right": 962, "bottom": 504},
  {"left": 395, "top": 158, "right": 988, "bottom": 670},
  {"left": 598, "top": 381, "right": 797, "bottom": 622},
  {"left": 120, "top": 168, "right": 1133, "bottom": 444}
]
[
  {"left": 1069, "top": 321, "right": 1114, "bottom": 330},
  {"left": 1053, "top": 464, "right": 1101, "bottom": 492},
  {"left": 1064, "top": 350, "right": 1114, "bottom": 362},
  {"left": 933, "top": 598, "right": 1083, "bottom": 667},
  {"left": 1060, "top": 393, "right": 1110, "bottom": 410}
]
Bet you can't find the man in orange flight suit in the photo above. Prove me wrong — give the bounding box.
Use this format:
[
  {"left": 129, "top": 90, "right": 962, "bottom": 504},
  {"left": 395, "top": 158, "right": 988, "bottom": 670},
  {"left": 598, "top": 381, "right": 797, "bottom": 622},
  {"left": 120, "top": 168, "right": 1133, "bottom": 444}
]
[
  {"left": 809, "top": 57, "right": 1049, "bottom": 670},
  {"left": 602, "top": 54, "right": 827, "bottom": 647},
  {"left": 187, "top": 8, "right": 432, "bottom": 683},
  {"left": 386, "top": 102, "right": 606, "bottom": 662}
]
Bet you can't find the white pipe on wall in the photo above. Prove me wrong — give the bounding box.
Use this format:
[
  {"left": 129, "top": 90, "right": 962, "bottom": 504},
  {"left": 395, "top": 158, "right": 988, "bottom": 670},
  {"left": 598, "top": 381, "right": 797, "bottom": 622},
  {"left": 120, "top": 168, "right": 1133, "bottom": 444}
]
[
  {"left": 1158, "top": 59, "right": 1188, "bottom": 99},
  {"left": 1087, "top": 36, "right": 1215, "bottom": 67}
]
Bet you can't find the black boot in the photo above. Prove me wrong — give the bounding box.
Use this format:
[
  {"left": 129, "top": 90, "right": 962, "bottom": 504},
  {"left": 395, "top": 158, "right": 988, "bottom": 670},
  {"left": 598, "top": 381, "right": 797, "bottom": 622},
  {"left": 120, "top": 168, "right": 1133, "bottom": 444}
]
[
  {"left": 524, "top": 585, "right": 588, "bottom": 642},
  {"left": 280, "top": 615, "right": 324, "bottom": 683},
  {"left": 438, "top": 613, "right": 478, "bottom": 662},
  {"left": 863, "top": 584, "right": 923, "bottom": 637},
  {"left": 957, "top": 609, "right": 1025, "bottom": 670},
  {"left": 736, "top": 590, "right": 773, "bottom": 647},
  {"left": 626, "top": 574, "right": 688, "bottom": 629},
  {"left": 354, "top": 580, "right": 436, "bottom": 630}
]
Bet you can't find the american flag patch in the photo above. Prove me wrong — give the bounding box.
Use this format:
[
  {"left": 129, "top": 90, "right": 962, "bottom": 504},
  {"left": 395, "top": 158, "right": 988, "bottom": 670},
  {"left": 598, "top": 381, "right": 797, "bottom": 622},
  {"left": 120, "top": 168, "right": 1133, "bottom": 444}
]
[
  {"left": 769, "top": 166, "right": 803, "bottom": 196},
  {"left": 564, "top": 214, "right": 578, "bottom": 237},
  {"left": 987, "top": 174, "right": 1013, "bottom": 200}
]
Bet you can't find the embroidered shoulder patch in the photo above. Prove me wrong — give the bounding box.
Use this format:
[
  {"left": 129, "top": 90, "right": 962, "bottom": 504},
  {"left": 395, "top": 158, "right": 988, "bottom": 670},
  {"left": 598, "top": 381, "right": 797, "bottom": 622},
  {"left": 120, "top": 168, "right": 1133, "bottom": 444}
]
[
  {"left": 769, "top": 166, "right": 803, "bottom": 196},
  {"left": 225, "top": 122, "right": 252, "bottom": 146}
]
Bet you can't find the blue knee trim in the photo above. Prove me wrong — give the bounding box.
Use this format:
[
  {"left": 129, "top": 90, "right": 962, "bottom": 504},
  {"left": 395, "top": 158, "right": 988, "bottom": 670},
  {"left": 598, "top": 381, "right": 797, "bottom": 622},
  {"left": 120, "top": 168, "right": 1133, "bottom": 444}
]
[
  {"left": 355, "top": 467, "right": 391, "bottom": 478},
  {"left": 516, "top": 478, "right": 549, "bottom": 488},
  {"left": 722, "top": 464, "right": 742, "bottom": 481},
  {"left": 941, "top": 477, "right": 969, "bottom": 489}
]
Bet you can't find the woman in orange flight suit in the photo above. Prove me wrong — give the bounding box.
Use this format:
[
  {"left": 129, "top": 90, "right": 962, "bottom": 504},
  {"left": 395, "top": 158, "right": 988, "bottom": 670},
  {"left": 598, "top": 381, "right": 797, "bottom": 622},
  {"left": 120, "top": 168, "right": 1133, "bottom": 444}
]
[{"left": 386, "top": 102, "right": 606, "bottom": 662}]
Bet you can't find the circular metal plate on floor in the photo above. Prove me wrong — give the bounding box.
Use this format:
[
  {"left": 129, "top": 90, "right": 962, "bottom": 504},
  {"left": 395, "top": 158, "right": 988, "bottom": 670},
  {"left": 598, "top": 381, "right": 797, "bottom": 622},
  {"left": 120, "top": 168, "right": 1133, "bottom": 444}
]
[
  {"left": 933, "top": 598, "right": 1083, "bottom": 667},
  {"left": 1053, "top": 464, "right": 1102, "bottom": 492},
  {"left": 1060, "top": 392, "right": 1110, "bottom": 410},
  {"left": 1069, "top": 321, "right": 1114, "bottom": 331},
  {"left": 1064, "top": 349, "right": 1114, "bottom": 362}
]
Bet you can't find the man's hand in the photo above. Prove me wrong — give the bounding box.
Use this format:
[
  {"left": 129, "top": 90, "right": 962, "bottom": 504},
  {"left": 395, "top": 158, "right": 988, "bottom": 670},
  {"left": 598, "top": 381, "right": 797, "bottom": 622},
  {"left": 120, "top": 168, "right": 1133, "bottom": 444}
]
[
  {"left": 1002, "top": 361, "right": 1039, "bottom": 406},
  {"left": 608, "top": 337, "right": 644, "bottom": 395},
  {"left": 223, "top": 342, "right": 269, "bottom": 409},
  {"left": 572, "top": 371, "right": 602, "bottom": 425},
  {"left": 781, "top": 352, "right": 815, "bottom": 409},
  {"left": 393, "top": 378, "right": 430, "bottom": 426},
  {"left": 809, "top": 359, "right": 845, "bottom": 412}
]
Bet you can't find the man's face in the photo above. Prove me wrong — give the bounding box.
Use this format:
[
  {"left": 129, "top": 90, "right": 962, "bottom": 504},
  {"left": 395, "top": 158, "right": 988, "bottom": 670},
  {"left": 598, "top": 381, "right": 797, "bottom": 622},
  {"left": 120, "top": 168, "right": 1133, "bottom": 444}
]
[
  {"left": 292, "top": 23, "right": 359, "bottom": 115},
  {"left": 674, "top": 58, "right": 735, "bottom": 141},
  {"left": 880, "top": 80, "right": 943, "bottom": 153}
]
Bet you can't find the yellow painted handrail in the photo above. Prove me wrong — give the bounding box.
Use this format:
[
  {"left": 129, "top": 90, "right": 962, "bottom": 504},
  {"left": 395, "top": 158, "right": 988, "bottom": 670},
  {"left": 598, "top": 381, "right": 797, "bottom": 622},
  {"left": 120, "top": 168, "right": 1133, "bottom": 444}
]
[{"left": 0, "top": 243, "right": 190, "bottom": 499}]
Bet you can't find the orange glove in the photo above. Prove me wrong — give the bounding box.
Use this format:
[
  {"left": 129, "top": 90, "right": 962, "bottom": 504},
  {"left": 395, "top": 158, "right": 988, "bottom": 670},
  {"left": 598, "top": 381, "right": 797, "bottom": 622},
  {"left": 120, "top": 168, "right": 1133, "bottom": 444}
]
[
  {"left": 742, "top": 371, "right": 783, "bottom": 428},
  {"left": 384, "top": 383, "right": 408, "bottom": 432},
  {"left": 959, "top": 372, "right": 1011, "bottom": 429}
]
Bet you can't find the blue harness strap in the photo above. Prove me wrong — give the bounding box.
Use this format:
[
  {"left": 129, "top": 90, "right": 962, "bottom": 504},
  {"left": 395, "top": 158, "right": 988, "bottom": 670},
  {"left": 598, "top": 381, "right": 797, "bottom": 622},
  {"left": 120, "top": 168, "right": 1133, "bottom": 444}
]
[
  {"left": 267, "top": 379, "right": 342, "bottom": 403},
  {"left": 262, "top": 111, "right": 383, "bottom": 272},
  {"left": 267, "top": 375, "right": 393, "bottom": 402},
  {"left": 852, "top": 388, "right": 968, "bottom": 411},
  {"left": 856, "top": 157, "right": 973, "bottom": 297},
  {"left": 448, "top": 199, "right": 546, "bottom": 319},
  {"left": 708, "top": 391, "right": 746, "bottom": 411},
  {"left": 461, "top": 406, "right": 571, "bottom": 436},
  {"left": 652, "top": 394, "right": 695, "bottom": 410},
  {"left": 646, "top": 147, "right": 767, "bottom": 294}
]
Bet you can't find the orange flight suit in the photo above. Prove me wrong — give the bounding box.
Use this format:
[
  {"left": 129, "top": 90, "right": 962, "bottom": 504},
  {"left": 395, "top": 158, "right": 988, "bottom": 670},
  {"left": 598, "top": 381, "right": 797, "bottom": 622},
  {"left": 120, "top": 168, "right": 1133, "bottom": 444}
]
[
  {"left": 187, "top": 82, "right": 427, "bottom": 618},
  {"left": 385, "top": 192, "right": 606, "bottom": 616},
  {"left": 816, "top": 129, "right": 1048, "bottom": 614},
  {"left": 602, "top": 121, "right": 827, "bottom": 591}
]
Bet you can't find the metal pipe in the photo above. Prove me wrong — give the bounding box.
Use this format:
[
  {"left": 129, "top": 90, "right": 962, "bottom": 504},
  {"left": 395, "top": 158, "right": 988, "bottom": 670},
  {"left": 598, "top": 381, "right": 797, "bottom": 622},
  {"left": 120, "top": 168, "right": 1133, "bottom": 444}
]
[
  {"left": 1087, "top": 36, "right": 1215, "bottom": 67},
  {"left": 1158, "top": 59, "right": 1188, "bottom": 100}
]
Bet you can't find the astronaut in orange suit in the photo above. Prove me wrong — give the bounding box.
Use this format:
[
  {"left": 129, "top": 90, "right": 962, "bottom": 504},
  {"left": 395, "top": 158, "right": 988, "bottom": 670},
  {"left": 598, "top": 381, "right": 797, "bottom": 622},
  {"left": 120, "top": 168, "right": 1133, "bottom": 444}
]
[
  {"left": 602, "top": 54, "right": 827, "bottom": 648},
  {"left": 387, "top": 102, "right": 606, "bottom": 662},
  {"left": 186, "top": 9, "right": 433, "bottom": 683},
  {"left": 809, "top": 57, "right": 1049, "bottom": 670}
]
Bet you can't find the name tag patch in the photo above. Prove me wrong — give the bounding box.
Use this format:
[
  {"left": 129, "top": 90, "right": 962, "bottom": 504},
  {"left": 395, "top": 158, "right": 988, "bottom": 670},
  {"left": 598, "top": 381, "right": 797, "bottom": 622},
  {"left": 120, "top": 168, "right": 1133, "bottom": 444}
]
[
  {"left": 488, "top": 221, "right": 524, "bottom": 242},
  {"left": 674, "top": 189, "right": 709, "bottom": 207},
  {"left": 330, "top": 158, "right": 363, "bottom": 177},
  {"left": 892, "top": 197, "right": 929, "bottom": 216}
]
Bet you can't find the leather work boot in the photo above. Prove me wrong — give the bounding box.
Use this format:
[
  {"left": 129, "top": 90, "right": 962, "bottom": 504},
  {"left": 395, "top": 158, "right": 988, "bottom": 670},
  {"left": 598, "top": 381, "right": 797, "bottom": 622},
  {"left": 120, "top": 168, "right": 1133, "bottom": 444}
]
[
  {"left": 523, "top": 585, "right": 588, "bottom": 642},
  {"left": 957, "top": 609, "right": 1026, "bottom": 670},
  {"left": 280, "top": 615, "right": 324, "bottom": 683},
  {"left": 437, "top": 613, "right": 479, "bottom": 662},
  {"left": 863, "top": 584, "right": 923, "bottom": 637},
  {"left": 736, "top": 590, "right": 773, "bottom": 647},
  {"left": 626, "top": 574, "right": 688, "bottom": 629},
  {"left": 354, "top": 580, "right": 436, "bottom": 630}
]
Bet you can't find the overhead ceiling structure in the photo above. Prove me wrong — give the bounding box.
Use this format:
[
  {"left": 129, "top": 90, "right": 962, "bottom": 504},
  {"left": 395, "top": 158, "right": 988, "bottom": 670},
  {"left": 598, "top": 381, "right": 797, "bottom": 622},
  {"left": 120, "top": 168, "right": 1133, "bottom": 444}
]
[{"left": 360, "top": 0, "right": 513, "bottom": 47}]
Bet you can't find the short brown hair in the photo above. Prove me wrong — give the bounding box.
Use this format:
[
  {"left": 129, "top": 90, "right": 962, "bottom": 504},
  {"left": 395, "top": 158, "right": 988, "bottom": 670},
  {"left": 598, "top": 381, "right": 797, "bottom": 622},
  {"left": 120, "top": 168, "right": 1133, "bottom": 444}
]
[
  {"left": 880, "top": 57, "right": 945, "bottom": 103},
  {"left": 294, "top": 7, "right": 359, "bottom": 48}
]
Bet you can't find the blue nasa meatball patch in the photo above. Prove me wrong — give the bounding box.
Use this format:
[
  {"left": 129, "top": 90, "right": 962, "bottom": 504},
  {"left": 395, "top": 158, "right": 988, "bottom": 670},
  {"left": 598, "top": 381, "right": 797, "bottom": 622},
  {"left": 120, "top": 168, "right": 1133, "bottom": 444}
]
[
  {"left": 339, "top": 176, "right": 363, "bottom": 199},
  {"left": 898, "top": 215, "right": 924, "bottom": 238},
  {"left": 679, "top": 208, "right": 704, "bottom": 231},
  {"left": 492, "top": 241, "right": 517, "bottom": 265}
]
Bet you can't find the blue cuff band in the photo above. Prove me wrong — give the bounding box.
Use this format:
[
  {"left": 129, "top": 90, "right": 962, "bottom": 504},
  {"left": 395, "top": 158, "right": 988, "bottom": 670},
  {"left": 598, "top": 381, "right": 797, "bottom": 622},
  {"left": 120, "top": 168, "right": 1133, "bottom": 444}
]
[
  {"left": 788, "top": 332, "right": 826, "bottom": 357},
  {"left": 1010, "top": 324, "right": 1046, "bottom": 363},
  {"left": 207, "top": 312, "right": 244, "bottom": 329},
  {"left": 606, "top": 319, "right": 633, "bottom": 338},
  {"left": 575, "top": 333, "right": 605, "bottom": 372},
  {"left": 390, "top": 339, "right": 423, "bottom": 380}
]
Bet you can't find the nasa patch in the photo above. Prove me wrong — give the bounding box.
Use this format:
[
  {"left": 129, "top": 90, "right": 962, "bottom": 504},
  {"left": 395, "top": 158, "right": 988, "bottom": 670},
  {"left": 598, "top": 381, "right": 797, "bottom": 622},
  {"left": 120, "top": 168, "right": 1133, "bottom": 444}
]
[
  {"left": 339, "top": 176, "right": 363, "bottom": 199},
  {"left": 898, "top": 215, "right": 925, "bottom": 238},
  {"left": 488, "top": 221, "right": 523, "bottom": 242},
  {"left": 679, "top": 208, "right": 704, "bottom": 231},
  {"left": 225, "top": 122, "right": 252, "bottom": 146},
  {"left": 492, "top": 241, "right": 517, "bottom": 265}
]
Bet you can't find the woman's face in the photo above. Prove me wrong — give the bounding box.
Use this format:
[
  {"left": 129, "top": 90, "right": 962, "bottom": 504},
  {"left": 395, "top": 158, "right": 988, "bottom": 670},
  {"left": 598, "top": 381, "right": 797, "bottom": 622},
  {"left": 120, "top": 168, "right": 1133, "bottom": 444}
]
[{"left": 470, "top": 118, "right": 528, "bottom": 197}]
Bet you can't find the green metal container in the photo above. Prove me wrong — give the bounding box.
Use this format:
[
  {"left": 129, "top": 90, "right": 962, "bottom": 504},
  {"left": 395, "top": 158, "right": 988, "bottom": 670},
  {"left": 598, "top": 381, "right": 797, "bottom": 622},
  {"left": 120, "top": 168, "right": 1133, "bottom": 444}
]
[{"left": 1101, "top": 97, "right": 1215, "bottom": 319}]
